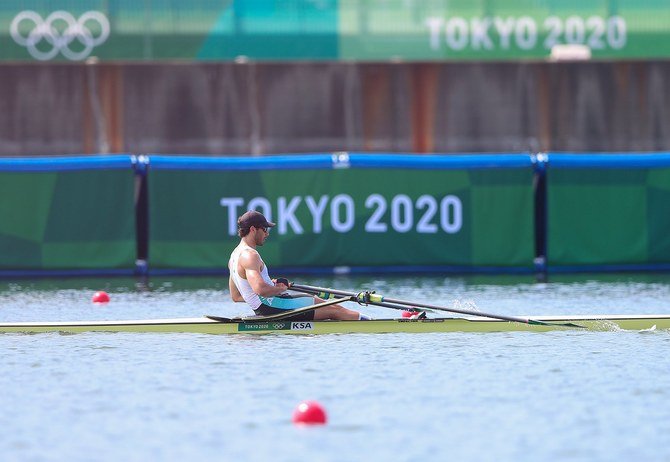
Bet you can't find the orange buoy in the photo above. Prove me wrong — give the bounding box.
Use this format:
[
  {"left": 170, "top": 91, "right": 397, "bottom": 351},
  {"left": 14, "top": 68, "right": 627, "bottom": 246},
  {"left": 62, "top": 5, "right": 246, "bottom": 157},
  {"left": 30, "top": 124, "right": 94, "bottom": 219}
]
[
  {"left": 292, "top": 400, "right": 327, "bottom": 425},
  {"left": 92, "top": 291, "right": 110, "bottom": 304}
]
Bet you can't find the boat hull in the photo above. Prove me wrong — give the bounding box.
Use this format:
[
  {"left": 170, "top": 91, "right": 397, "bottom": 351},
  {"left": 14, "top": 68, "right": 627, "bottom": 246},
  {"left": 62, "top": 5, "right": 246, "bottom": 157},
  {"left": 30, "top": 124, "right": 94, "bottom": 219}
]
[{"left": 0, "top": 314, "right": 669, "bottom": 335}]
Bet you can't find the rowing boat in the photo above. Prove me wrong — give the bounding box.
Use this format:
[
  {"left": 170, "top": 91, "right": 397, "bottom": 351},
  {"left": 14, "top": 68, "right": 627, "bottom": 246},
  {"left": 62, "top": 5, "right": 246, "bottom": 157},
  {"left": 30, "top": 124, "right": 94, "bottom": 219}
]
[
  {"left": 3, "top": 283, "right": 668, "bottom": 335},
  {"left": 1, "top": 314, "right": 668, "bottom": 335}
]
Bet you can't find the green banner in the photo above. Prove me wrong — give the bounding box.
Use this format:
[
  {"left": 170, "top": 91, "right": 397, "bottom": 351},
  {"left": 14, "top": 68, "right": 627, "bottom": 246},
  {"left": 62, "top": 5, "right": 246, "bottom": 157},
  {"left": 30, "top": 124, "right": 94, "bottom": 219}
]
[
  {"left": 547, "top": 168, "right": 670, "bottom": 266},
  {"left": 148, "top": 164, "right": 535, "bottom": 271},
  {"left": 339, "top": 0, "right": 670, "bottom": 60},
  {"left": 0, "top": 170, "right": 136, "bottom": 270},
  {"left": 0, "top": 0, "right": 668, "bottom": 61}
]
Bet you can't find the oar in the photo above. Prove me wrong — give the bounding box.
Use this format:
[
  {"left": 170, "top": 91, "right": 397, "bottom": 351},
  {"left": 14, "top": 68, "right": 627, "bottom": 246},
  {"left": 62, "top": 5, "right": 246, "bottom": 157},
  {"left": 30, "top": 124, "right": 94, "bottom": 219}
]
[
  {"left": 290, "top": 283, "right": 585, "bottom": 329},
  {"left": 292, "top": 285, "right": 429, "bottom": 316},
  {"left": 206, "top": 296, "right": 353, "bottom": 323}
]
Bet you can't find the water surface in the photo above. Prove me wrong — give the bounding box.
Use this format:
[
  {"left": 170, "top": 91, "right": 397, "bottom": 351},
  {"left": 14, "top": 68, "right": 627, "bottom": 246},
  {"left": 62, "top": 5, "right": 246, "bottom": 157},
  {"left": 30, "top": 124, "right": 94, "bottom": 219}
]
[{"left": 1, "top": 274, "right": 669, "bottom": 461}]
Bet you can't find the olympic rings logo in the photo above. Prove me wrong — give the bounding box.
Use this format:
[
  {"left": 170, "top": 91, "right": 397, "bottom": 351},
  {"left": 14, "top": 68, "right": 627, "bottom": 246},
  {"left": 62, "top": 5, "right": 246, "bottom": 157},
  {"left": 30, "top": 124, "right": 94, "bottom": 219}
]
[{"left": 10, "top": 10, "right": 110, "bottom": 61}]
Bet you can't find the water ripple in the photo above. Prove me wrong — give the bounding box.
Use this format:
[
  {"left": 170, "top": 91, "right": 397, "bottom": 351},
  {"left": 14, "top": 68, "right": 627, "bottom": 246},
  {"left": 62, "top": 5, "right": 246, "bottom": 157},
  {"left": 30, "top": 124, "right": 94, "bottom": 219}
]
[{"left": 1, "top": 275, "right": 670, "bottom": 461}]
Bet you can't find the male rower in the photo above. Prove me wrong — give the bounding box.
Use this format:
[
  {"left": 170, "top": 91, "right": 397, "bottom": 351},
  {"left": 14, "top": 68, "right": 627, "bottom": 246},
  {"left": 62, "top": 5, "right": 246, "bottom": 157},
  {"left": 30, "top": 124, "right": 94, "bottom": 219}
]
[{"left": 228, "top": 210, "right": 369, "bottom": 321}]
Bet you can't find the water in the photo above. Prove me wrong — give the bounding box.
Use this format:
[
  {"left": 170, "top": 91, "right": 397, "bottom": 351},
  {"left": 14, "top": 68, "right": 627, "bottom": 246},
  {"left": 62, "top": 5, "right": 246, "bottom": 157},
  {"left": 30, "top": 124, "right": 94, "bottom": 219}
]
[{"left": 2, "top": 274, "right": 670, "bottom": 462}]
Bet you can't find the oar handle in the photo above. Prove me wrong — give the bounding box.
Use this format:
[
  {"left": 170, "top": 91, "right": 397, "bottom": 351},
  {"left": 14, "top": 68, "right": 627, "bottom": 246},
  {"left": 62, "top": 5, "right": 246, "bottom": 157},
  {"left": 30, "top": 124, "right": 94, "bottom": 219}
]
[
  {"left": 292, "top": 285, "right": 421, "bottom": 314},
  {"left": 290, "top": 283, "right": 380, "bottom": 304}
]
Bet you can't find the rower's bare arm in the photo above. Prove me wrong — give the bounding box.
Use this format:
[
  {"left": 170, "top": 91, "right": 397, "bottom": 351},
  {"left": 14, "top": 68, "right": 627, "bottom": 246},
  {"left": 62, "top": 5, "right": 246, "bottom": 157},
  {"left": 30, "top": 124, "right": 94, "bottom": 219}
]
[{"left": 239, "top": 251, "right": 287, "bottom": 296}]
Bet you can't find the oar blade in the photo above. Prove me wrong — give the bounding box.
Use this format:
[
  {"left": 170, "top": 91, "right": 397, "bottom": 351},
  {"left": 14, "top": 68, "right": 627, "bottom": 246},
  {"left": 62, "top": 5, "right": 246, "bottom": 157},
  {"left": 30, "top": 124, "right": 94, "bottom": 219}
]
[{"left": 527, "top": 319, "right": 587, "bottom": 329}]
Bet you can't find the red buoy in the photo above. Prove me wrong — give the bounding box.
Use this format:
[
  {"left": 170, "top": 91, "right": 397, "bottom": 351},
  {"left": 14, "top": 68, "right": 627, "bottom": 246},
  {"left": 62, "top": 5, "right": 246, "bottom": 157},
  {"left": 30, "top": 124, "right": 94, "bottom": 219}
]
[
  {"left": 401, "top": 310, "right": 415, "bottom": 318},
  {"left": 292, "top": 400, "right": 327, "bottom": 425},
  {"left": 92, "top": 291, "right": 110, "bottom": 304}
]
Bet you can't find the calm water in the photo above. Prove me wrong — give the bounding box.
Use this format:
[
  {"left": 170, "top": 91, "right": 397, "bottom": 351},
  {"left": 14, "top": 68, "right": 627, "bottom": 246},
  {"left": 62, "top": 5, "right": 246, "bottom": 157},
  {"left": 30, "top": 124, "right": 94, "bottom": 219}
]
[{"left": 2, "top": 274, "right": 670, "bottom": 462}]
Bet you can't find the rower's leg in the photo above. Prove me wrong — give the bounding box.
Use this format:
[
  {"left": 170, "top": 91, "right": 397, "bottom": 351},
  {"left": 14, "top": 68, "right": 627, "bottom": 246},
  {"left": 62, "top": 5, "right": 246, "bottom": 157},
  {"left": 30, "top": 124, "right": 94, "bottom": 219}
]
[
  {"left": 309, "top": 296, "right": 363, "bottom": 320},
  {"left": 313, "top": 304, "right": 361, "bottom": 321}
]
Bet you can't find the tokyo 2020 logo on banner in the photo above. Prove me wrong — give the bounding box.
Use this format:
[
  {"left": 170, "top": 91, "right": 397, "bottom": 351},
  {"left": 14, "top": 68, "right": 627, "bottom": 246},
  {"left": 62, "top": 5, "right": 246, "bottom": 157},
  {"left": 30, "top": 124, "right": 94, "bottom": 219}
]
[{"left": 10, "top": 10, "right": 110, "bottom": 61}]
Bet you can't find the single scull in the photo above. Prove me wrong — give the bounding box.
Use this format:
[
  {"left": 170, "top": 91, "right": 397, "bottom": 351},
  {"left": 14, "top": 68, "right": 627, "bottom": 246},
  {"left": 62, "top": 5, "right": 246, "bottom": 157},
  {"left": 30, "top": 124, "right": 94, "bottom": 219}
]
[{"left": 0, "top": 314, "right": 667, "bottom": 335}]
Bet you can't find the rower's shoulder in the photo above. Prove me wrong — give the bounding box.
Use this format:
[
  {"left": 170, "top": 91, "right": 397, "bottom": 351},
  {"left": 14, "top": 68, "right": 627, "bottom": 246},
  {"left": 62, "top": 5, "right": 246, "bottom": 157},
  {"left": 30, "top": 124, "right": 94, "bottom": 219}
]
[{"left": 235, "top": 246, "right": 260, "bottom": 262}]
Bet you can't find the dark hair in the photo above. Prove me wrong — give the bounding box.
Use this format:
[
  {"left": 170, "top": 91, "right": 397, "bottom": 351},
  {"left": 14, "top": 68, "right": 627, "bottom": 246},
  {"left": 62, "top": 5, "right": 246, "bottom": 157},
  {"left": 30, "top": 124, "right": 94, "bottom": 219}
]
[{"left": 238, "top": 226, "right": 251, "bottom": 238}]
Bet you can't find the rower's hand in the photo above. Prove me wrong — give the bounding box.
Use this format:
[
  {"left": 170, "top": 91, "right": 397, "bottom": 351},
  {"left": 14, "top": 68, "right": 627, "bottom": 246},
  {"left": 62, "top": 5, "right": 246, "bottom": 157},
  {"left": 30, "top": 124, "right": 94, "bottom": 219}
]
[
  {"left": 274, "top": 277, "right": 291, "bottom": 287},
  {"left": 272, "top": 277, "right": 290, "bottom": 292}
]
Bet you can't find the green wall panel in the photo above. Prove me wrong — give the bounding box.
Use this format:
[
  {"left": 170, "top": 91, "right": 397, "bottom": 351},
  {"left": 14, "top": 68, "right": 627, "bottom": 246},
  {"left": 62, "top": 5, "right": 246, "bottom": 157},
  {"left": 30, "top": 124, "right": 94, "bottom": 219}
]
[
  {"left": 548, "top": 167, "right": 670, "bottom": 266},
  {"left": 0, "top": 170, "right": 136, "bottom": 270}
]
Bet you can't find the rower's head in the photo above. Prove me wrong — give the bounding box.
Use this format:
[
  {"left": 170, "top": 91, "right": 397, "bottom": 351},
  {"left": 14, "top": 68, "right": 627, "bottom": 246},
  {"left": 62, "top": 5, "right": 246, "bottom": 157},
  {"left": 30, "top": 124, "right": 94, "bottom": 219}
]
[{"left": 237, "top": 210, "right": 276, "bottom": 240}]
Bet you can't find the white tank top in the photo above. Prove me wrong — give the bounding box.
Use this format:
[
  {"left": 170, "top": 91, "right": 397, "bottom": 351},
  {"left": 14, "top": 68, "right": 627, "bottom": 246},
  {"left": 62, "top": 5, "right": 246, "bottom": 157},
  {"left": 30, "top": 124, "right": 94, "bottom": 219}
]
[{"left": 229, "top": 247, "right": 274, "bottom": 310}]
